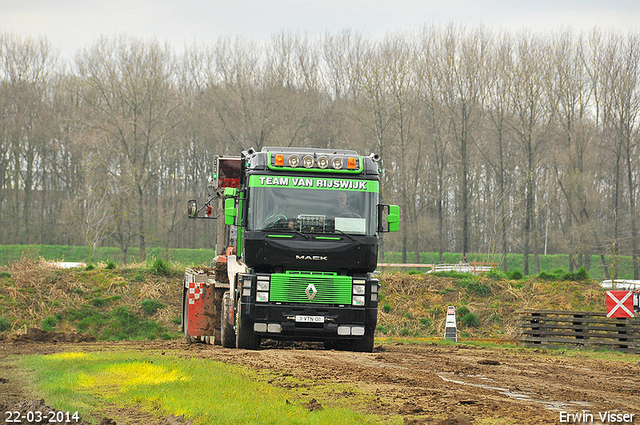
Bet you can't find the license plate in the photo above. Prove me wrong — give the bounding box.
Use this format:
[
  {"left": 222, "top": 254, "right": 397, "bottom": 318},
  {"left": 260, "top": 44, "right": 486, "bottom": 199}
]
[{"left": 295, "top": 315, "right": 325, "bottom": 323}]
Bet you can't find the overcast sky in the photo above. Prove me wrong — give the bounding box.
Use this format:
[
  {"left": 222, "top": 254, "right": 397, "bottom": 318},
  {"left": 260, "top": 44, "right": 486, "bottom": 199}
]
[{"left": 1, "top": 0, "right": 639, "bottom": 59}]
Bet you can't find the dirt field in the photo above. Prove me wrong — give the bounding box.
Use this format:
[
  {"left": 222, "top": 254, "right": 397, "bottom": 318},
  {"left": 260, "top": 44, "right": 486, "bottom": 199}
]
[{"left": 1, "top": 338, "right": 639, "bottom": 425}]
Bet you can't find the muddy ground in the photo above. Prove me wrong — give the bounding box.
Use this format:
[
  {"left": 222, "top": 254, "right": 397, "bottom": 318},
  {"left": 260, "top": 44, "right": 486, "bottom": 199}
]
[{"left": 1, "top": 338, "right": 639, "bottom": 425}]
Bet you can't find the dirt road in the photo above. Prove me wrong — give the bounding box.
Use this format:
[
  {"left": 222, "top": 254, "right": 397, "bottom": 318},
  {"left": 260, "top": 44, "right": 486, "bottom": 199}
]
[{"left": 1, "top": 339, "right": 639, "bottom": 424}]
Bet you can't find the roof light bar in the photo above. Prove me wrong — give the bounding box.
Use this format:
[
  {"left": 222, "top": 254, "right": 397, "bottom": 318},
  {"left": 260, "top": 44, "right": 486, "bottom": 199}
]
[{"left": 268, "top": 151, "right": 362, "bottom": 172}]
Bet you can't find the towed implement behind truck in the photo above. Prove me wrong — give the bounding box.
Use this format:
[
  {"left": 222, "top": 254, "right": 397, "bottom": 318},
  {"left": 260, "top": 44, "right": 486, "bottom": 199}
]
[{"left": 183, "top": 147, "right": 399, "bottom": 352}]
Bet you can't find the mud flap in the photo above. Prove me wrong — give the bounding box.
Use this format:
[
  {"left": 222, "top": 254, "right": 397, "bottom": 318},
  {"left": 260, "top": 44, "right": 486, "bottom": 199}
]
[{"left": 185, "top": 279, "right": 217, "bottom": 338}]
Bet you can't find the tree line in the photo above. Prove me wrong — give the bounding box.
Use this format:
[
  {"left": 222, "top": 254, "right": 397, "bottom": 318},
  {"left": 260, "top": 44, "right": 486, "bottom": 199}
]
[{"left": 0, "top": 26, "right": 639, "bottom": 277}]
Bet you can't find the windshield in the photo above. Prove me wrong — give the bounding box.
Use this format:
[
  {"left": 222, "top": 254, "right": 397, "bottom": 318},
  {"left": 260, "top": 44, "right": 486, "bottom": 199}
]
[{"left": 247, "top": 176, "right": 379, "bottom": 236}]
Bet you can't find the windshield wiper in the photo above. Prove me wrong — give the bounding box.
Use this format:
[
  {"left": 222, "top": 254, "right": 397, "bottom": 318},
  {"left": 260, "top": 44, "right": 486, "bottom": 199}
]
[
  {"left": 332, "top": 228, "right": 358, "bottom": 242},
  {"left": 264, "top": 227, "right": 311, "bottom": 240},
  {"left": 291, "top": 229, "right": 311, "bottom": 240}
]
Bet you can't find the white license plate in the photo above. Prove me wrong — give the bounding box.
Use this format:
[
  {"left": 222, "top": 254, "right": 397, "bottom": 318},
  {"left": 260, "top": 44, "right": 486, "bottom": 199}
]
[{"left": 295, "top": 315, "right": 325, "bottom": 323}]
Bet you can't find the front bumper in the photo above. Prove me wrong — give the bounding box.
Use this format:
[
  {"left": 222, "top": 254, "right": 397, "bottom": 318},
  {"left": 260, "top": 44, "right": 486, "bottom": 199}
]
[{"left": 243, "top": 302, "right": 378, "bottom": 341}]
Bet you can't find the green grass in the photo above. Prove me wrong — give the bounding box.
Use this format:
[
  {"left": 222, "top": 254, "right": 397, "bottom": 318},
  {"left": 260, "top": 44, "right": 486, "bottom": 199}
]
[
  {"left": 20, "top": 351, "right": 397, "bottom": 425},
  {"left": 90, "top": 296, "right": 121, "bottom": 308},
  {"left": 0, "top": 316, "right": 11, "bottom": 331},
  {"left": 140, "top": 299, "right": 165, "bottom": 316},
  {"left": 3, "top": 245, "right": 639, "bottom": 279},
  {"left": 382, "top": 251, "right": 637, "bottom": 280},
  {"left": 42, "top": 314, "right": 62, "bottom": 331},
  {"left": 65, "top": 305, "right": 175, "bottom": 341},
  {"left": 0, "top": 245, "right": 216, "bottom": 267}
]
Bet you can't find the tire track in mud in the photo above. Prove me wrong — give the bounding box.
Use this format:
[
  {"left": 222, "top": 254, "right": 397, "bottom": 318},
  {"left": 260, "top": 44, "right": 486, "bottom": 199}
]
[{"left": 198, "top": 342, "right": 639, "bottom": 424}]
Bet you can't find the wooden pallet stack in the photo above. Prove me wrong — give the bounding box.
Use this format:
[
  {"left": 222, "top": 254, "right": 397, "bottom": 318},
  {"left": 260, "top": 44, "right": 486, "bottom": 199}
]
[{"left": 516, "top": 309, "right": 640, "bottom": 353}]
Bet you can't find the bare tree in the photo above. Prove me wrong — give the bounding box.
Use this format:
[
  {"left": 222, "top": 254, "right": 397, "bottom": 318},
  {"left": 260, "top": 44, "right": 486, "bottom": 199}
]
[
  {"left": 509, "top": 32, "right": 555, "bottom": 275},
  {"left": 587, "top": 31, "right": 640, "bottom": 278},
  {"left": 434, "top": 25, "right": 489, "bottom": 261},
  {"left": 613, "top": 34, "right": 640, "bottom": 278},
  {"left": 0, "top": 34, "right": 59, "bottom": 244},
  {"left": 378, "top": 34, "right": 423, "bottom": 262},
  {"left": 550, "top": 30, "right": 598, "bottom": 272},
  {"left": 483, "top": 31, "right": 515, "bottom": 271},
  {"left": 75, "top": 36, "right": 181, "bottom": 262},
  {"left": 75, "top": 188, "right": 113, "bottom": 264},
  {"left": 416, "top": 27, "right": 453, "bottom": 263}
]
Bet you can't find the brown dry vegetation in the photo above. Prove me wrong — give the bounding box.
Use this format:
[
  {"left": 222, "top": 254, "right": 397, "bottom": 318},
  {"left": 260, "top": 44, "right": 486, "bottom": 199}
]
[
  {"left": 0, "top": 258, "right": 183, "bottom": 338},
  {"left": 376, "top": 272, "right": 604, "bottom": 339},
  {"left": 0, "top": 259, "right": 606, "bottom": 342}
]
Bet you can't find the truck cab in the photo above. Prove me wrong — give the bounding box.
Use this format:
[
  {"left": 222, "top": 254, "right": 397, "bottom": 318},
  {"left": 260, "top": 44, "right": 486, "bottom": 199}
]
[{"left": 188, "top": 146, "right": 399, "bottom": 352}]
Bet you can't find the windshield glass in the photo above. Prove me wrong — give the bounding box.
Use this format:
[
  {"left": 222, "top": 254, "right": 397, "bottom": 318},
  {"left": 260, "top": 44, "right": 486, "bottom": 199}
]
[{"left": 247, "top": 175, "right": 379, "bottom": 236}]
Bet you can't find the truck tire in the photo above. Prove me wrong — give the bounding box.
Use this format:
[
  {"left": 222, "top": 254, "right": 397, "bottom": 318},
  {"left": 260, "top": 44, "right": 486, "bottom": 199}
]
[
  {"left": 236, "top": 302, "right": 260, "bottom": 350},
  {"left": 351, "top": 327, "right": 375, "bottom": 353},
  {"left": 221, "top": 291, "right": 236, "bottom": 348},
  {"left": 183, "top": 289, "right": 196, "bottom": 344}
]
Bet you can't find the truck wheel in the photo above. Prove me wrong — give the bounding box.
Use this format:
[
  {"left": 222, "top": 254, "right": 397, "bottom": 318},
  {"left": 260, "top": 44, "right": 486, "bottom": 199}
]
[
  {"left": 221, "top": 291, "right": 236, "bottom": 348},
  {"left": 183, "top": 290, "right": 196, "bottom": 344},
  {"left": 236, "top": 302, "right": 260, "bottom": 350},
  {"left": 351, "top": 328, "right": 375, "bottom": 353}
]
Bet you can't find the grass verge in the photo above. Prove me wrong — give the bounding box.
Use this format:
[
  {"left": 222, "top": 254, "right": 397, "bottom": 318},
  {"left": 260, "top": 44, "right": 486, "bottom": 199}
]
[{"left": 20, "top": 350, "right": 398, "bottom": 425}]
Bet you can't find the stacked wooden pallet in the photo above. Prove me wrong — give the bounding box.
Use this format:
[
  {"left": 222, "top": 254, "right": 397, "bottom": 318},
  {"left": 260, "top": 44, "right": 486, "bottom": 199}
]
[{"left": 516, "top": 309, "right": 640, "bottom": 353}]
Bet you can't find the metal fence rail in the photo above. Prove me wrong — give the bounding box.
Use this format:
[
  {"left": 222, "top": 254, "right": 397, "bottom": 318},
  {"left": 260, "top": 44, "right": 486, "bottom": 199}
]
[
  {"left": 516, "top": 309, "right": 640, "bottom": 353},
  {"left": 376, "top": 261, "right": 498, "bottom": 275}
]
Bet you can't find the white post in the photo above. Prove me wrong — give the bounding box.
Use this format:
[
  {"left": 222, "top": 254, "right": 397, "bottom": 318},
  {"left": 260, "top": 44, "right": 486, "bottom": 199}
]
[{"left": 444, "top": 306, "right": 457, "bottom": 342}]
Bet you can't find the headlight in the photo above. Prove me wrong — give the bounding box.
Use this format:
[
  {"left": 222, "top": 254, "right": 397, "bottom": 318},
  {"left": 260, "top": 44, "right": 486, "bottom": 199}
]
[
  {"left": 288, "top": 155, "right": 300, "bottom": 167},
  {"left": 338, "top": 326, "right": 351, "bottom": 335},
  {"left": 303, "top": 155, "right": 314, "bottom": 168},
  {"left": 256, "top": 291, "right": 269, "bottom": 302},
  {"left": 257, "top": 280, "right": 270, "bottom": 291},
  {"left": 351, "top": 326, "right": 365, "bottom": 336},
  {"left": 317, "top": 156, "right": 329, "bottom": 169},
  {"left": 267, "top": 323, "right": 282, "bottom": 333},
  {"left": 332, "top": 157, "right": 344, "bottom": 169},
  {"left": 352, "top": 295, "right": 365, "bottom": 306},
  {"left": 353, "top": 284, "right": 365, "bottom": 295},
  {"left": 243, "top": 278, "right": 252, "bottom": 288}
]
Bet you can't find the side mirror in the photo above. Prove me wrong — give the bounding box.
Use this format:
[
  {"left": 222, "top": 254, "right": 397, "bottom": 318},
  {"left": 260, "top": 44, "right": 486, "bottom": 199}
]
[
  {"left": 224, "top": 188, "right": 238, "bottom": 225},
  {"left": 387, "top": 205, "right": 399, "bottom": 232},
  {"left": 378, "top": 204, "right": 400, "bottom": 233},
  {"left": 188, "top": 200, "right": 197, "bottom": 219},
  {"left": 224, "top": 199, "right": 236, "bottom": 225}
]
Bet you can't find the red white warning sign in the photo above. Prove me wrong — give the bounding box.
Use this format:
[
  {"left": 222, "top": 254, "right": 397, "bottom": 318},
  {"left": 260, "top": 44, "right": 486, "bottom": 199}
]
[
  {"left": 188, "top": 281, "right": 203, "bottom": 304},
  {"left": 606, "top": 291, "right": 634, "bottom": 318}
]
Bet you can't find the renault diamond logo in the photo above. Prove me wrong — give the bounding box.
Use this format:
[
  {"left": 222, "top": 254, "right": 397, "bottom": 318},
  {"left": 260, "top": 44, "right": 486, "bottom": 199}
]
[{"left": 305, "top": 284, "right": 317, "bottom": 300}]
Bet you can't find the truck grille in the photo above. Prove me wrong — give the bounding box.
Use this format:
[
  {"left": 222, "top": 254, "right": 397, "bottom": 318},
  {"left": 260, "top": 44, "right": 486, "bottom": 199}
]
[{"left": 270, "top": 271, "right": 352, "bottom": 305}]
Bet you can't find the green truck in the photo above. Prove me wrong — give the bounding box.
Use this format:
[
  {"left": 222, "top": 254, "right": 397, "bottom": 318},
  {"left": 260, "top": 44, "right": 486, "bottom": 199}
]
[{"left": 183, "top": 147, "right": 399, "bottom": 352}]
